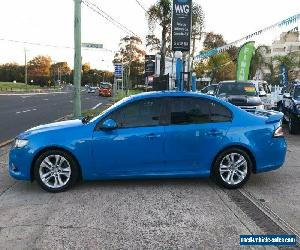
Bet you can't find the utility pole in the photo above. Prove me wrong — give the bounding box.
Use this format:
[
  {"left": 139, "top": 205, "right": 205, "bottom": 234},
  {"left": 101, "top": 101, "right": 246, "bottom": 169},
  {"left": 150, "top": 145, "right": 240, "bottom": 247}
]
[
  {"left": 24, "top": 48, "right": 28, "bottom": 85},
  {"left": 73, "top": 0, "right": 82, "bottom": 118}
]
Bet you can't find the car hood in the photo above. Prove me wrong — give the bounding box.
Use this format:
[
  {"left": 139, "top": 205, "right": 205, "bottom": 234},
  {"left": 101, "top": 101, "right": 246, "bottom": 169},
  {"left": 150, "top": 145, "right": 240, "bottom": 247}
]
[
  {"left": 222, "top": 95, "right": 262, "bottom": 106},
  {"left": 19, "top": 119, "right": 83, "bottom": 138}
]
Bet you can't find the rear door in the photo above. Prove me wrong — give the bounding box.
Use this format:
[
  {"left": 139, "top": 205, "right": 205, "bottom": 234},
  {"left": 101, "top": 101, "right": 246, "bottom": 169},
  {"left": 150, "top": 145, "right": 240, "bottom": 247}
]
[{"left": 164, "top": 97, "right": 232, "bottom": 175}]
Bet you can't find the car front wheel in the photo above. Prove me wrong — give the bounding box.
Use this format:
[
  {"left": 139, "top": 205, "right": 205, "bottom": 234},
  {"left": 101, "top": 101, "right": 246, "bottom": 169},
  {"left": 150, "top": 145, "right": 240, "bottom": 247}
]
[
  {"left": 212, "top": 148, "right": 252, "bottom": 189},
  {"left": 34, "top": 150, "right": 79, "bottom": 192}
]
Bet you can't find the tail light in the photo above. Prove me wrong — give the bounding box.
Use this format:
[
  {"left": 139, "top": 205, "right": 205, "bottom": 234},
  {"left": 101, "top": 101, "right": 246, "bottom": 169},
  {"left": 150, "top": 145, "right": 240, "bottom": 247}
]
[{"left": 273, "top": 126, "right": 284, "bottom": 137}]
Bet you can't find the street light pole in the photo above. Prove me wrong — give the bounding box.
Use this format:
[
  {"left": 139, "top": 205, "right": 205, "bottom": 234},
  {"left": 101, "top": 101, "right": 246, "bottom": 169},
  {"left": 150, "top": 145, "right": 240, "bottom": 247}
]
[
  {"left": 24, "top": 48, "right": 28, "bottom": 85},
  {"left": 73, "top": 0, "right": 82, "bottom": 118}
]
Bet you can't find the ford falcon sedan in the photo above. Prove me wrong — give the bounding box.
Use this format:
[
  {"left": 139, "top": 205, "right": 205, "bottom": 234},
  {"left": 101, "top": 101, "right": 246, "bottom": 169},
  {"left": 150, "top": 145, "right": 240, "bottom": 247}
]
[{"left": 8, "top": 91, "right": 287, "bottom": 192}]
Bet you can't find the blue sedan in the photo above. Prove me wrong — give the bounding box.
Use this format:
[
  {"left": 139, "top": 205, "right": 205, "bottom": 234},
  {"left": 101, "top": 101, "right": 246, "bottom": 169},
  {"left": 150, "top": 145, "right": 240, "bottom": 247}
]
[{"left": 8, "top": 92, "right": 287, "bottom": 192}]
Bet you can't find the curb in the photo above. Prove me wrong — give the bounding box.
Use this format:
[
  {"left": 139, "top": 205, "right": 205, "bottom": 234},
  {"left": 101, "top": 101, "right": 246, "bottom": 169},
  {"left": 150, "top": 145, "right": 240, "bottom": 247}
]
[{"left": 0, "top": 139, "right": 14, "bottom": 148}]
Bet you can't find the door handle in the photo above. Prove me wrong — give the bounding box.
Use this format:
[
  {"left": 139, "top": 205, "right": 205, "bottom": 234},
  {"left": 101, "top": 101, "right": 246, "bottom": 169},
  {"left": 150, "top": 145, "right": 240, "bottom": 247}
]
[
  {"left": 207, "top": 129, "right": 223, "bottom": 136},
  {"left": 144, "top": 133, "right": 161, "bottom": 139}
]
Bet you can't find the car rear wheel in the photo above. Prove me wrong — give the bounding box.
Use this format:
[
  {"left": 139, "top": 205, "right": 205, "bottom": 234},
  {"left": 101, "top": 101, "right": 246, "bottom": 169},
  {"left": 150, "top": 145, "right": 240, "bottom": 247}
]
[
  {"left": 34, "top": 150, "right": 79, "bottom": 192},
  {"left": 212, "top": 148, "right": 252, "bottom": 189}
]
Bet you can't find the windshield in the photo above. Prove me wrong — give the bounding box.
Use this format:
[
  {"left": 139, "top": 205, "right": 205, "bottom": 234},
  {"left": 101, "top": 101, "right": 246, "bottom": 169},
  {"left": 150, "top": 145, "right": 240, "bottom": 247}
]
[
  {"left": 218, "top": 82, "right": 258, "bottom": 97},
  {"left": 294, "top": 87, "right": 300, "bottom": 98},
  {"left": 100, "top": 83, "right": 111, "bottom": 89}
]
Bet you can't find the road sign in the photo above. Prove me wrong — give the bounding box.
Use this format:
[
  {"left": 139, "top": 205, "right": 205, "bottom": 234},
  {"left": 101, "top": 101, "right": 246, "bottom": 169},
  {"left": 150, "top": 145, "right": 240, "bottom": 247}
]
[
  {"left": 145, "top": 55, "right": 155, "bottom": 76},
  {"left": 171, "top": 0, "right": 192, "bottom": 51},
  {"left": 82, "top": 43, "right": 103, "bottom": 49},
  {"left": 114, "top": 64, "right": 123, "bottom": 78}
]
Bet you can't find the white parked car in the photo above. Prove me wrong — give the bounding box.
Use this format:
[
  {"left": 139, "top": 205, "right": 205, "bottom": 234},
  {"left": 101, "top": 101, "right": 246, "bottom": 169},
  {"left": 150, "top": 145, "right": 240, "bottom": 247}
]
[{"left": 249, "top": 80, "right": 274, "bottom": 110}]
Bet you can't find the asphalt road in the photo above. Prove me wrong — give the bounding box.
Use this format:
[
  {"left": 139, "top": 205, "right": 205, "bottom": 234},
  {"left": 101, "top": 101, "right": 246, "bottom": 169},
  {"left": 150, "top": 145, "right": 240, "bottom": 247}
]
[
  {"left": 0, "top": 90, "right": 111, "bottom": 143},
  {"left": 0, "top": 128, "right": 299, "bottom": 249}
]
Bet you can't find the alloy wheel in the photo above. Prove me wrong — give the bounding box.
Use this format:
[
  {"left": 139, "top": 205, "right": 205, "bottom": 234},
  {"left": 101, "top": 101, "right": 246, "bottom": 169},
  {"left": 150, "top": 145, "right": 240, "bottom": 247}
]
[
  {"left": 219, "top": 153, "right": 248, "bottom": 185},
  {"left": 39, "top": 154, "right": 71, "bottom": 189}
]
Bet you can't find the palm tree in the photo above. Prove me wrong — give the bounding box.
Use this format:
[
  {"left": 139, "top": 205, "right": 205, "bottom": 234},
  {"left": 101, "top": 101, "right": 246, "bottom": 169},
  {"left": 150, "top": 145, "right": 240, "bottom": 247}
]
[
  {"left": 147, "top": 0, "right": 171, "bottom": 77},
  {"left": 249, "top": 45, "right": 269, "bottom": 79}
]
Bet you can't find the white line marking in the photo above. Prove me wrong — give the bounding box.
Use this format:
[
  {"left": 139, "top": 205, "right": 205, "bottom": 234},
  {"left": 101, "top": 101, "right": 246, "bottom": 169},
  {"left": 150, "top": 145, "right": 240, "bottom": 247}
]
[
  {"left": 92, "top": 102, "right": 103, "bottom": 110},
  {"left": 0, "top": 92, "right": 69, "bottom": 96},
  {"left": 16, "top": 108, "right": 37, "bottom": 114},
  {"left": 43, "top": 98, "right": 49, "bottom": 101}
]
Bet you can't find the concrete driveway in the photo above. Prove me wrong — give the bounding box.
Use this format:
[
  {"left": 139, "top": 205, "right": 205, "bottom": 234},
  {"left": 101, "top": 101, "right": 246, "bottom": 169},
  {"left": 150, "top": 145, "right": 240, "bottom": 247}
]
[{"left": 0, "top": 131, "right": 299, "bottom": 249}]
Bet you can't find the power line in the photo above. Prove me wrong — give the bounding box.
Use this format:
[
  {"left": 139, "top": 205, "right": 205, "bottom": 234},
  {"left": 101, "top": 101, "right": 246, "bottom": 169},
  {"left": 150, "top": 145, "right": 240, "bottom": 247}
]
[
  {"left": 82, "top": 0, "right": 139, "bottom": 37},
  {"left": 134, "top": 0, "right": 160, "bottom": 27},
  {"left": 0, "top": 38, "right": 72, "bottom": 49},
  {"left": 135, "top": 0, "right": 147, "bottom": 13},
  {"left": 0, "top": 37, "right": 116, "bottom": 53}
]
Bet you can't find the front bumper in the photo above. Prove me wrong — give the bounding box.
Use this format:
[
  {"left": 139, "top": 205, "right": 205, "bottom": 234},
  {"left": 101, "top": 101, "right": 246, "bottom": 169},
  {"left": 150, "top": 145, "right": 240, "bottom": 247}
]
[{"left": 8, "top": 147, "right": 32, "bottom": 180}]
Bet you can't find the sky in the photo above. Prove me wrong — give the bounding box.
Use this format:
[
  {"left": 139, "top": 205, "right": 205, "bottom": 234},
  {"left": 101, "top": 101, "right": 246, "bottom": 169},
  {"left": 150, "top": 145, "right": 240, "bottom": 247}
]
[{"left": 0, "top": 0, "right": 299, "bottom": 71}]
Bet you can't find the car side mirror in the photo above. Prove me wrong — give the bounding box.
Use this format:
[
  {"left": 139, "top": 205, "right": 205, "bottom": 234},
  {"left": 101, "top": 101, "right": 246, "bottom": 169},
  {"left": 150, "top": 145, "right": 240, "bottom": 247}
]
[
  {"left": 259, "top": 90, "right": 267, "bottom": 97},
  {"left": 283, "top": 93, "right": 291, "bottom": 99},
  {"left": 101, "top": 119, "right": 117, "bottom": 130}
]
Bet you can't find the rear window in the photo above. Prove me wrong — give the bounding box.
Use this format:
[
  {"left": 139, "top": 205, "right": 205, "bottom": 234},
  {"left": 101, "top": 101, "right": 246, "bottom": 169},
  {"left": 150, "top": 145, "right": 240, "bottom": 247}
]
[{"left": 218, "top": 82, "right": 258, "bottom": 97}]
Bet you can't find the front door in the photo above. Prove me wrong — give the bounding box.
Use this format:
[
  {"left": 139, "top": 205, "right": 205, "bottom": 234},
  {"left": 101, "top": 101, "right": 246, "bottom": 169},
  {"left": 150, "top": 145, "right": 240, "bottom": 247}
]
[{"left": 92, "top": 98, "right": 166, "bottom": 176}]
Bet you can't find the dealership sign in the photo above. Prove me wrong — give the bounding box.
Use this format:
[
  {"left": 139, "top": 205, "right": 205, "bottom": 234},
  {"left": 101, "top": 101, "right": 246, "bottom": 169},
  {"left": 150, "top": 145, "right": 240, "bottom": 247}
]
[
  {"left": 145, "top": 55, "right": 156, "bottom": 76},
  {"left": 171, "top": 0, "right": 192, "bottom": 51}
]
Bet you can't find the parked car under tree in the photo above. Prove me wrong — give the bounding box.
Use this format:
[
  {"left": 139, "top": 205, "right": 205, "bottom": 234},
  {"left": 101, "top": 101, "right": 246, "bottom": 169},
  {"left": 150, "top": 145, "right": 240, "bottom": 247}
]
[{"left": 8, "top": 92, "right": 286, "bottom": 192}]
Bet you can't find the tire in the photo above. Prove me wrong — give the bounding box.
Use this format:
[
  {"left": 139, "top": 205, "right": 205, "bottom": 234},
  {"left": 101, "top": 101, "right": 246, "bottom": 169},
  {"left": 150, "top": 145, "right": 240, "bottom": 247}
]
[
  {"left": 33, "top": 150, "right": 79, "bottom": 192},
  {"left": 288, "top": 115, "right": 298, "bottom": 134},
  {"left": 212, "top": 148, "right": 252, "bottom": 189},
  {"left": 278, "top": 104, "right": 287, "bottom": 124}
]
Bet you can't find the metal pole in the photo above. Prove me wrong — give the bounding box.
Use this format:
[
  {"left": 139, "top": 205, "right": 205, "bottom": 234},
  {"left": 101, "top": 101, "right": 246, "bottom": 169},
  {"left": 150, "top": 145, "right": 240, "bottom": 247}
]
[
  {"left": 73, "top": 0, "right": 82, "bottom": 118},
  {"left": 24, "top": 48, "right": 28, "bottom": 85},
  {"left": 187, "top": 52, "right": 191, "bottom": 91}
]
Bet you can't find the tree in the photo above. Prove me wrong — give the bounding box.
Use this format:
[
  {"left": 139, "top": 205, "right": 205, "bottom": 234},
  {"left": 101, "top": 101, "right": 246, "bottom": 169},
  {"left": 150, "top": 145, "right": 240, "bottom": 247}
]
[
  {"left": 146, "top": 34, "right": 162, "bottom": 53},
  {"left": 249, "top": 45, "right": 269, "bottom": 79},
  {"left": 203, "top": 32, "right": 226, "bottom": 50},
  {"left": 147, "top": 0, "right": 171, "bottom": 77},
  {"left": 82, "top": 63, "right": 91, "bottom": 74},
  {"left": 191, "top": 3, "right": 205, "bottom": 70},
  {"left": 51, "top": 62, "right": 71, "bottom": 84},
  {"left": 114, "top": 36, "right": 145, "bottom": 87},
  {"left": 195, "top": 52, "right": 235, "bottom": 82},
  {"left": 0, "top": 63, "right": 24, "bottom": 82},
  {"left": 27, "top": 55, "right": 52, "bottom": 86}
]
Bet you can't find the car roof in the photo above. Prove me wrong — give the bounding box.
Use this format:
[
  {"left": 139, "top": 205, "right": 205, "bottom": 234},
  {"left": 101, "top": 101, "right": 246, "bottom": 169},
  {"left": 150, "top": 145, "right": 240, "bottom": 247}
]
[
  {"left": 219, "top": 80, "right": 255, "bottom": 84},
  {"left": 124, "top": 91, "right": 222, "bottom": 103}
]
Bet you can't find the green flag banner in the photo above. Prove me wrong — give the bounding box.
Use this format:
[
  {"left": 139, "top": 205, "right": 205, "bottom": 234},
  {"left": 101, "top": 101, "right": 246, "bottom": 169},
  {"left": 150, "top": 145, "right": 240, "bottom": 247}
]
[{"left": 236, "top": 41, "right": 255, "bottom": 81}]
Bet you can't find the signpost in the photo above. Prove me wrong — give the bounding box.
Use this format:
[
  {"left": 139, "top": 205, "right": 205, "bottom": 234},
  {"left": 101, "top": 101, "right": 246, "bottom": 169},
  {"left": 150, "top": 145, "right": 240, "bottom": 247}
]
[
  {"left": 114, "top": 63, "right": 123, "bottom": 96},
  {"left": 82, "top": 43, "right": 103, "bottom": 49},
  {"left": 114, "top": 64, "right": 123, "bottom": 78},
  {"left": 171, "top": 0, "right": 192, "bottom": 91},
  {"left": 171, "top": 0, "right": 192, "bottom": 52},
  {"left": 145, "top": 55, "right": 156, "bottom": 76}
]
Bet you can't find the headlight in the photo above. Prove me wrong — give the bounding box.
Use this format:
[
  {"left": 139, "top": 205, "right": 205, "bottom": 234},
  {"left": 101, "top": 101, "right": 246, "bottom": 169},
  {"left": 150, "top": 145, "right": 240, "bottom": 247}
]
[
  {"left": 14, "top": 139, "right": 28, "bottom": 148},
  {"left": 296, "top": 104, "right": 300, "bottom": 110}
]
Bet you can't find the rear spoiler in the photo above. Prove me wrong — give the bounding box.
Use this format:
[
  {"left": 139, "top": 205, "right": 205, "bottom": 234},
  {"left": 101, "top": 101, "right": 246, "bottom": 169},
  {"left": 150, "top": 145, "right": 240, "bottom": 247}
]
[{"left": 254, "top": 110, "right": 283, "bottom": 124}]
